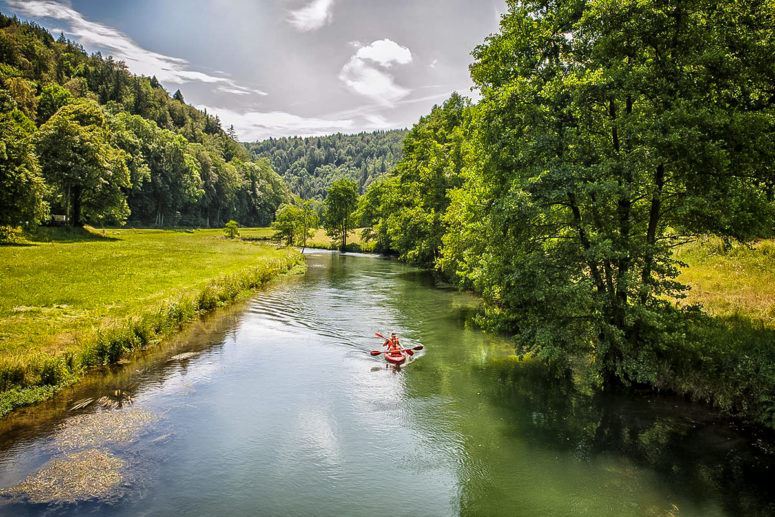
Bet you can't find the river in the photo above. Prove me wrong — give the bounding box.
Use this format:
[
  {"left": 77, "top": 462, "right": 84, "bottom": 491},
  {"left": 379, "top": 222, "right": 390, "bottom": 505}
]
[{"left": 0, "top": 250, "right": 773, "bottom": 516}]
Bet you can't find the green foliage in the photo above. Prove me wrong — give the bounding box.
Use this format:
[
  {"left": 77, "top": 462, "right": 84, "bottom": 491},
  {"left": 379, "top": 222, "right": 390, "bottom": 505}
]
[
  {"left": 272, "top": 199, "right": 319, "bottom": 247},
  {"left": 224, "top": 220, "right": 239, "bottom": 239},
  {"left": 245, "top": 130, "right": 406, "bottom": 200},
  {"left": 36, "top": 83, "right": 74, "bottom": 125},
  {"left": 36, "top": 103, "right": 131, "bottom": 226},
  {"left": 323, "top": 178, "right": 358, "bottom": 251},
  {"left": 455, "top": 0, "right": 775, "bottom": 383},
  {"left": 359, "top": 93, "right": 471, "bottom": 265},
  {"left": 0, "top": 12, "right": 290, "bottom": 229},
  {"left": 0, "top": 109, "right": 47, "bottom": 227},
  {"left": 272, "top": 203, "right": 301, "bottom": 245}
]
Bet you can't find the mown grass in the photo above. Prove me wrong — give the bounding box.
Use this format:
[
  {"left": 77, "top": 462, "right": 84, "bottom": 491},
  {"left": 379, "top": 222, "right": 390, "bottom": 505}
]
[{"left": 0, "top": 226, "right": 302, "bottom": 416}]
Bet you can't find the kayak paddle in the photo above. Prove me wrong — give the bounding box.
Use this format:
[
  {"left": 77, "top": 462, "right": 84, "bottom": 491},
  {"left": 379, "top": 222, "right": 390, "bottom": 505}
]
[{"left": 369, "top": 346, "right": 423, "bottom": 356}]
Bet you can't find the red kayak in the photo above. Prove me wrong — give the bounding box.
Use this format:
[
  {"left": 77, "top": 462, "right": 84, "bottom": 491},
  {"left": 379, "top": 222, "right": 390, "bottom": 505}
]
[{"left": 384, "top": 350, "right": 407, "bottom": 365}]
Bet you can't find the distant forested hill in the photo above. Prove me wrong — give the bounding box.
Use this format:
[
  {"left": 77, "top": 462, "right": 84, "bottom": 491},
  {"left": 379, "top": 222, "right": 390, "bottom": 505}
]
[
  {"left": 244, "top": 130, "right": 407, "bottom": 200},
  {"left": 0, "top": 13, "right": 290, "bottom": 228}
]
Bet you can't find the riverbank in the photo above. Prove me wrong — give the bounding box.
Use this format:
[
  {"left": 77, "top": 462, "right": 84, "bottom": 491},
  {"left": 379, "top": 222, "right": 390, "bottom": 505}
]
[
  {"left": 240, "top": 227, "right": 377, "bottom": 253},
  {"left": 648, "top": 236, "right": 775, "bottom": 428},
  {"left": 0, "top": 227, "right": 303, "bottom": 417}
]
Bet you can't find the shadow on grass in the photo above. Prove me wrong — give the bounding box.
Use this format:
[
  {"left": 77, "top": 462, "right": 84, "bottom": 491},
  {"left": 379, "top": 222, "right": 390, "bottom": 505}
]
[{"left": 26, "top": 226, "right": 119, "bottom": 244}]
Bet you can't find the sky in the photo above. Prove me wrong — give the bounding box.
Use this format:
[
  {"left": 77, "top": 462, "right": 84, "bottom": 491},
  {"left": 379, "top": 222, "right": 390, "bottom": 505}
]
[{"left": 2, "top": 0, "right": 506, "bottom": 141}]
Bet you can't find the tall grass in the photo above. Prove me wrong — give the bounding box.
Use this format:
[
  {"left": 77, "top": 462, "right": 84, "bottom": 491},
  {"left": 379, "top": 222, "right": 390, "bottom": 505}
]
[{"left": 0, "top": 227, "right": 302, "bottom": 416}]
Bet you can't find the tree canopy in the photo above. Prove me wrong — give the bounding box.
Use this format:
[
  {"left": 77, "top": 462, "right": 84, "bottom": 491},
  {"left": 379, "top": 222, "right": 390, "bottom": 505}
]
[
  {"left": 245, "top": 130, "right": 407, "bottom": 200},
  {"left": 360, "top": 0, "right": 775, "bottom": 387},
  {"left": 324, "top": 178, "right": 358, "bottom": 251},
  {"left": 0, "top": 11, "right": 291, "bottom": 229}
]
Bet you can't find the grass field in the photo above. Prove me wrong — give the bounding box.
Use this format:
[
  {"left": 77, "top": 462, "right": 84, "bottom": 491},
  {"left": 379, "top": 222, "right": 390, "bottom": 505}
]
[
  {"left": 240, "top": 226, "right": 377, "bottom": 252},
  {"left": 675, "top": 237, "right": 775, "bottom": 327},
  {"left": 0, "top": 226, "right": 302, "bottom": 415}
]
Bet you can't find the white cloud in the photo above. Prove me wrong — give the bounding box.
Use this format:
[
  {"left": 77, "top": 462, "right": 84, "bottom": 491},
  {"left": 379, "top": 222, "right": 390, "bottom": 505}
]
[
  {"left": 7, "top": 0, "right": 267, "bottom": 96},
  {"left": 353, "top": 39, "right": 412, "bottom": 68},
  {"left": 430, "top": 59, "right": 439, "bottom": 69},
  {"left": 288, "top": 0, "right": 335, "bottom": 32},
  {"left": 339, "top": 39, "right": 413, "bottom": 107},
  {"left": 200, "top": 105, "right": 355, "bottom": 140}
]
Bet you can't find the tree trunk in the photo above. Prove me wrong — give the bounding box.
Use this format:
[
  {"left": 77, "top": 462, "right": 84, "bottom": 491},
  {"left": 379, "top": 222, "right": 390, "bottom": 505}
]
[{"left": 71, "top": 185, "right": 83, "bottom": 227}]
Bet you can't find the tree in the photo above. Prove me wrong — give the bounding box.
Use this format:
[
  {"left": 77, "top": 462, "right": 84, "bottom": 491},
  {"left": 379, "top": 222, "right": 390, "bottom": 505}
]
[
  {"left": 272, "top": 203, "right": 301, "bottom": 245},
  {"left": 224, "top": 220, "right": 239, "bottom": 239},
  {"left": 450, "top": 0, "right": 775, "bottom": 383},
  {"left": 366, "top": 94, "right": 470, "bottom": 266},
  {"left": 271, "top": 199, "right": 319, "bottom": 248},
  {"left": 298, "top": 199, "right": 319, "bottom": 252},
  {"left": 36, "top": 83, "right": 74, "bottom": 125},
  {"left": 323, "top": 178, "right": 358, "bottom": 251},
  {"left": 36, "top": 103, "right": 131, "bottom": 226},
  {"left": 0, "top": 110, "right": 48, "bottom": 227}
]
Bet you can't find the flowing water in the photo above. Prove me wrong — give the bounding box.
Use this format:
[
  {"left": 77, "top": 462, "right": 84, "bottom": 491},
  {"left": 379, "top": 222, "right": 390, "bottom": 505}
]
[{"left": 0, "top": 251, "right": 773, "bottom": 516}]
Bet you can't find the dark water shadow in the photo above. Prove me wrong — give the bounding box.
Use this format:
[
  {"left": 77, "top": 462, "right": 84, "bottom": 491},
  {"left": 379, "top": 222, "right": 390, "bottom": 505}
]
[{"left": 465, "top": 359, "right": 775, "bottom": 516}]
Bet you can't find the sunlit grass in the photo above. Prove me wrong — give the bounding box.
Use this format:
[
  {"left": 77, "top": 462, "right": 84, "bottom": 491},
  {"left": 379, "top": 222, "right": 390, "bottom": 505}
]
[
  {"left": 0, "top": 227, "right": 299, "bottom": 357},
  {"left": 0, "top": 226, "right": 302, "bottom": 414},
  {"left": 675, "top": 236, "right": 775, "bottom": 328},
  {"left": 305, "top": 228, "right": 376, "bottom": 252}
]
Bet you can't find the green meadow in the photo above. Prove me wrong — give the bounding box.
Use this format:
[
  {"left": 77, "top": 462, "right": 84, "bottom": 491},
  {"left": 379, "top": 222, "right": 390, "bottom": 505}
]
[{"left": 0, "top": 227, "right": 301, "bottom": 415}]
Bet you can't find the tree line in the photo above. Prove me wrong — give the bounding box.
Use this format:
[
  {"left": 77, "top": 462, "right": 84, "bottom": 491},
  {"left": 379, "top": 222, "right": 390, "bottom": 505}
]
[
  {"left": 0, "top": 13, "right": 290, "bottom": 230},
  {"left": 350, "top": 0, "right": 775, "bottom": 419},
  {"left": 245, "top": 130, "right": 407, "bottom": 201}
]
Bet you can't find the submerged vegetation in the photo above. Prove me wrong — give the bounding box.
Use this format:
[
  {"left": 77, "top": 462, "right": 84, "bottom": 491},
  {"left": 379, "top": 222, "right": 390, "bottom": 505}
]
[{"left": 0, "top": 227, "right": 302, "bottom": 416}]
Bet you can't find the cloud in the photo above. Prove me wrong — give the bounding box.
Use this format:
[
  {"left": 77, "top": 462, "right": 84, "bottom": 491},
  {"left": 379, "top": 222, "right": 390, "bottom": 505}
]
[
  {"left": 339, "top": 39, "right": 413, "bottom": 107},
  {"left": 7, "top": 0, "right": 267, "bottom": 96},
  {"left": 199, "top": 105, "right": 356, "bottom": 140},
  {"left": 352, "top": 39, "right": 412, "bottom": 68},
  {"left": 288, "top": 0, "right": 335, "bottom": 32}
]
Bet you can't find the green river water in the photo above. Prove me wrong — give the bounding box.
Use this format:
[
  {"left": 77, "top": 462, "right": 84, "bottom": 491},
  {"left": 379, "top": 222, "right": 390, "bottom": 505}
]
[{"left": 0, "top": 250, "right": 773, "bottom": 516}]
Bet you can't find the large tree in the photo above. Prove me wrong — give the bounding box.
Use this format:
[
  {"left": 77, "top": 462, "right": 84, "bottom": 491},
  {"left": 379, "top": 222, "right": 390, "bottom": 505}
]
[
  {"left": 0, "top": 110, "right": 48, "bottom": 227},
  {"left": 36, "top": 103, "right": 131, "bottom": 226},
  {"left": 448, "top": 0, "right": 775, "bottom": 383},
  {"left": 323, "top": 178, "right": 358, "bottom": 251}
]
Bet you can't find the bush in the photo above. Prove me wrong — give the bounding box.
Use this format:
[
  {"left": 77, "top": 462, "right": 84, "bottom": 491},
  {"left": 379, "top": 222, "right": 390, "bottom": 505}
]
[{"left": 224, "top": 220, "right": 240, "bottom": 239}]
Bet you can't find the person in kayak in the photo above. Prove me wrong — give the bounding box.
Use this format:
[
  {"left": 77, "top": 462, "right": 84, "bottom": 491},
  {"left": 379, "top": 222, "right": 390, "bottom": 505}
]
[{"left": 385, "top": 332, "right": 402, "bottom": 354}]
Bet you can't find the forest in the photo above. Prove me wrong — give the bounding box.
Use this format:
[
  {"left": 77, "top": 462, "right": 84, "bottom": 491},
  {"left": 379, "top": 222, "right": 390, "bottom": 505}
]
[
  {"left": 0, "top": 12, "right": 291, "bottom": 230},
  {"left": 245, "top": 130, "right": 406, "bottom": 200}
]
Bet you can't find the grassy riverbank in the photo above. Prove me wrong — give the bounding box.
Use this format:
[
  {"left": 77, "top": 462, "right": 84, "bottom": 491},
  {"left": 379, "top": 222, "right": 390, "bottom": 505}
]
[
  {"left": 0, "top": 227, "right": 302, "bottom": 417},
  {"left": 664, "top": 237, "right": 775, "bottom": 428}
]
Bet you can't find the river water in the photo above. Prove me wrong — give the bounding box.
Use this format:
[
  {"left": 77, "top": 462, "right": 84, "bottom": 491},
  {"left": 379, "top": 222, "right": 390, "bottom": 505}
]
[{"left": 0, "top": 250, "right": 773, "bottom": 516}]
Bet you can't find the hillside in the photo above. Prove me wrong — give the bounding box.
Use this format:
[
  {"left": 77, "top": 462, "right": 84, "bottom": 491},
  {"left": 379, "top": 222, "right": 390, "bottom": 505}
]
[
  {"left": 0, "top": 12, "right": 290, "bottom": 229},
  {"left": 244, "top": 130, "right": 407, "bottom": 200}
]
